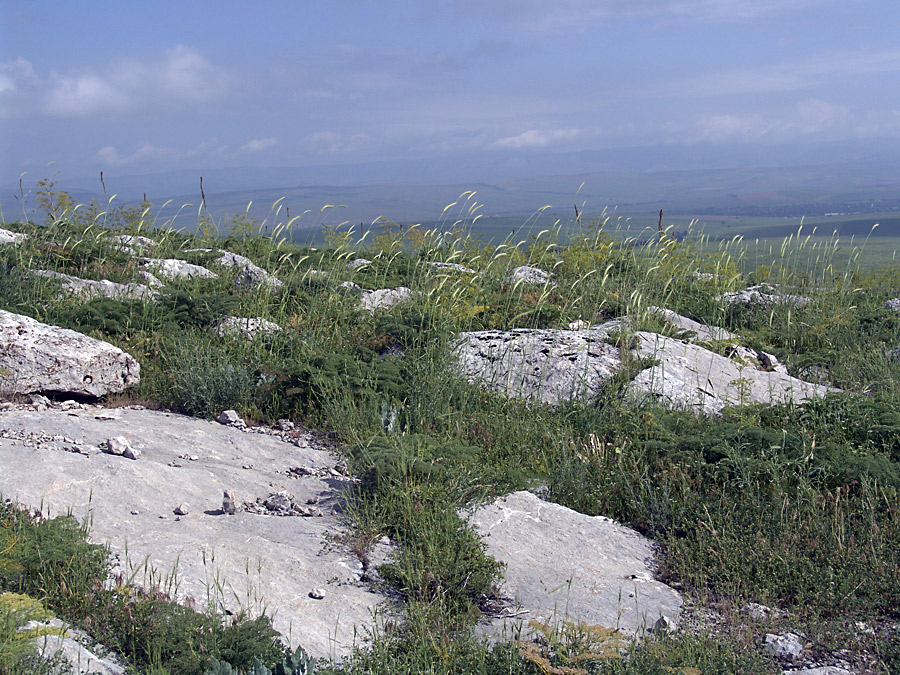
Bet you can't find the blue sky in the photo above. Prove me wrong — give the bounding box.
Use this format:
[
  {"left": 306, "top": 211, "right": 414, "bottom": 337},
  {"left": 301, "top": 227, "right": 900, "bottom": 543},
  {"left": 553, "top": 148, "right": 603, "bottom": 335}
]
[{"left": 2, "top": 0, "right": 900, "bottom": 192}]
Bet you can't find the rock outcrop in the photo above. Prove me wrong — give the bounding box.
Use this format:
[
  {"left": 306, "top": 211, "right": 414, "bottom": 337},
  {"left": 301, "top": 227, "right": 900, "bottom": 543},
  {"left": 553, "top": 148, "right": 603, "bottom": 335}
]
[
  {"left": 30, "top": 269, "right": 158, "bottom": 301},
  {"left": 506, "top": 265, "right": 555, "bottom": 286},
  {"left": 453, "top": 328, "right": 622, "bottom": 405},
  {"left": 719, "top": 284, "right": 810, "bottom": 308},
  {"left": 215, "top": 251, "right": 283, "bottom": 291},
  {"left": 470, "top": 491, "right": 682, "bottom": 638},
  {"left": 215, "top": 316, "right": 282, "bottom": 340},
  {"left": 452, "top": 311, "right": 836, "bottom": 413},
  {"left": 143, "top": 258, "right": 218, "bottom": 280},
  {"left": 0, "top": 406, "right": 386, "bottom": 660},
  {"left": 0, "top": 310, "right": 140, "bottom": 398},
  {"left": 0, "top": 227, "right": 27, "bottom": 244},
  {"left": 360, "top": 287, "right": 416, "bottom": 313},
  {"left": 630, "top": 331, "right": 837, "bottom": 414}
]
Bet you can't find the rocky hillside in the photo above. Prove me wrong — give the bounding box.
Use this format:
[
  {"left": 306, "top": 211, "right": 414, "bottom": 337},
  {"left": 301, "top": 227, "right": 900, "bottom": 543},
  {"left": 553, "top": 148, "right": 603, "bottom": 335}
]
[{"left": 1, "top": 201, "right": 900, "bottom": 674}]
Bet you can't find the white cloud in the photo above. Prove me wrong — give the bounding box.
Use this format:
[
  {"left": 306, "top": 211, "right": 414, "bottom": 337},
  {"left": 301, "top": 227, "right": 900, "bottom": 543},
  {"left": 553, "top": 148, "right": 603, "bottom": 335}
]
[
  {"left": 0, "top": 45, "right": 231, "bottom": 119},
  {"left": 493, "top": 128, "right": 581, "bottom": 149},
  {"left": 93, "top": 143, "right": 177, "bottom": 166},
  {"left": 240, "top": 137, "right": 279, "bottom": 153}
]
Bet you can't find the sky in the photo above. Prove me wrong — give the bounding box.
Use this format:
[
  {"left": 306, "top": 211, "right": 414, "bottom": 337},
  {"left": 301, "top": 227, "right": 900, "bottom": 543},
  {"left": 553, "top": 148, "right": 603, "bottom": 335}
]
[{"left": 2, "top": 0, "right": 900, "bottom": 197}]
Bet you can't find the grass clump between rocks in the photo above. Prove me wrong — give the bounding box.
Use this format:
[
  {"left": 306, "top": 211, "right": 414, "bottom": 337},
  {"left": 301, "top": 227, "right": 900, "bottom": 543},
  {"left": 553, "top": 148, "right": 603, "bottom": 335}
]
[{"left": 3, "top": 186, "right": 900, "bottom": 671}]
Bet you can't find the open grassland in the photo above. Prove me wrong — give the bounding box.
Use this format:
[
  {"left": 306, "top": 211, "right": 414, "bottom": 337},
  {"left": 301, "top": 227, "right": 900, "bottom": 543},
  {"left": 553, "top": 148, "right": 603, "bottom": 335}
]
[{"left": 2, "top": 185, "right": 900, "bottom": 673}]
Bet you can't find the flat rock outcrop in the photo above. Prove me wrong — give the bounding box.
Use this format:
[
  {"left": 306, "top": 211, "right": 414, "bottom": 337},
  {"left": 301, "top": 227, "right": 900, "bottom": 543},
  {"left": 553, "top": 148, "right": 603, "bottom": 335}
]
[
  {"left": 630, "top": 332, "right": 837, "bottom": 414},
  {"left": 0, "top": 311, "right": 140, "bottom": 397},
  {"left": 470, "top": 491, "right": 682, "bottom": 638},
  {"left": 0, "top": 406, "right": 387, "bottom": 660},
  {"left": 453, "top": 329, "right": 622, "bottom": 405},
  {"left": 30, "top": 269, "right": 158, "bottom": 301}
]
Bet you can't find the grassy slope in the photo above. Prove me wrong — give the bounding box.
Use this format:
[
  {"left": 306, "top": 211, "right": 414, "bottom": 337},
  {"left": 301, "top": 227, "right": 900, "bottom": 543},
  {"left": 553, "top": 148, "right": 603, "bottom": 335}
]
[{"left": 2, "top": 189, "right": 900, "bottom": 673}]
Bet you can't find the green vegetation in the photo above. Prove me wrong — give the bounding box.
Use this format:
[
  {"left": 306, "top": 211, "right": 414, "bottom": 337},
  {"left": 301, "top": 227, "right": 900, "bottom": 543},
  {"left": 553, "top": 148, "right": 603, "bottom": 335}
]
[{"left": 2, "top": 184, "right": 900, "bottom": 672}]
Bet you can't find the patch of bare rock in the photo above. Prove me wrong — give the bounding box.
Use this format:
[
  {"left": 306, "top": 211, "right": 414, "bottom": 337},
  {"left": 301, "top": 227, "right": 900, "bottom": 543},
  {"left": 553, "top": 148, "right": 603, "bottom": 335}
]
[
  {"left": 0, "top": 310, "right": 140, "bottom": 398},
  {"left": 0, "top": 405, "right": 382, "bottom": 660},
  {"left": 469, "top": 491, "right": 682, "bottom": 639}
]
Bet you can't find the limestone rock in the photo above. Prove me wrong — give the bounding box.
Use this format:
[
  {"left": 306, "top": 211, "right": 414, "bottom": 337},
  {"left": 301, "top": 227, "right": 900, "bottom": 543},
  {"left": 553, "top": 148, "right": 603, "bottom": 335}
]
[
  {"left": 30, "top": 269, "right": 157, "bottom": 301},
  {"left": 884, "top": 298, "right": 900, "bottom": 311},
  {"left": 108, "top": 234, "right": 155, "bottom": 253},
  {"left": 215, "top": 316, "right": 282, "bottom": 340},
  {"left": 0, "top": 407, "right": 382, "bottom": 659},
  {"left": 142, "top": 258, "right": 218, "bottom": 280},
  {"left": 506, "top": 265, "right": 554, "bottom": 285},
  {"left": 0, "top": 227, "right": 27, "bottom": 244},
  {"left": 764, "top": 631, "right": 804, "bottom": 659},
  {"left": 223, "top": 490, "right": 238, "bottom": 515},
  {"left": 0, "top": 310, "right": 140, "bottom": 398},
  {"left": 215, "top": 251, "right": 283, "bottom": 291},
  {"left": 217, "top": 409, "right": 245, "bottom": 427},
  {"left": 360, "top": 287, "right": 416, "bottom": 312},
  {"left": 430, "top": 261, "right": 477, "bottom": 274},
  {"left": 645, "top": 306, "right": 737, "bottom": 342},
  {"left": 452, "top": 328, "right": 622, "bottom": 405},
  {"left": 346, "top": 258, "right": 371, "bottom": 270},
  {"left": 629, "top": 331, "right": 837, "bottom": 415},
  {"left": 470, "top": 491, "right": 682, "bottom": 638},
  {"left": 101, "top": 436, "right": 140, "bottom": 460},
  {"left": 786, "top": 667, "right": 852, "bottom": 675},
  {"left": 718, "top": 284, "right": 809, "bottom": 308}
]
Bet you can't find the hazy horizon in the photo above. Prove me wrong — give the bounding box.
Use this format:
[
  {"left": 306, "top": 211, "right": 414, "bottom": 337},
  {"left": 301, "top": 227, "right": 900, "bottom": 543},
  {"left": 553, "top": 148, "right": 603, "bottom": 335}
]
[{"left": 4, "top": 1, "right": 900, "bottom": 199}]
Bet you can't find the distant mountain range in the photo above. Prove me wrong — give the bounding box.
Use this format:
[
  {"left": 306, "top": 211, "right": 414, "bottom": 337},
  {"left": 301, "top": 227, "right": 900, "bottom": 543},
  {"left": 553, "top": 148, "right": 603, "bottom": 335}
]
[{"left": 4, "top": 140, "right": 899, "bottom": 231}]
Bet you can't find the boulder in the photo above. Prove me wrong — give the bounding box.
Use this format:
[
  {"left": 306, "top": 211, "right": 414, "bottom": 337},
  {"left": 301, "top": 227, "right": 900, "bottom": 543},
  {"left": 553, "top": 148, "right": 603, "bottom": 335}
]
[
  {"left": 215, "top": 251, "right": 283, "bottom": 291},
  {"left": 142, "top": 258, "right": 217, "bottom": 280},
  {"left": 452, "top": 328, "right": 622, "bottom": 405},
  {"left": 470, "top": 491, "right": 682, "bottom": 638},
  {"left": 346, "top": 258, "right": 371, "bottom": 270},
  {"left": 0, "top": 227, "right": 27, "bottom": 244},
  {"left": 30, "top": 269, "right": 158, "bottom": 301},
  {"left": 506, "top": 265, "right": 555, "bottom": 286},
  {"left": 359, "top": 287, "right": 416, "bottom": 313},
  {"left": 0, "top": 310, "right": 140, "bottom": 398},
  {"left": 629, "top": 331, "right": 837, "bottom": 414}
]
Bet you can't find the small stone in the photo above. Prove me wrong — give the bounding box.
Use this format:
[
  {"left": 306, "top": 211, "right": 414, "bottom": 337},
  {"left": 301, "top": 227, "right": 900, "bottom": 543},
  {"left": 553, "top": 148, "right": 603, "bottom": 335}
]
[
  {"left": 101, "top": 436, "right": 132, "bottom": 457},
  {"left": 130, "top": 510, "right": 140, "bottom": 515},
  {"left": 306, "top": 496, "right": 319, "bottom": 505},
  {"left": 217, "top": 409, "right": 243, "bottom": 426},
  {"left": 173, "top": 503, "right": 189, "bottom": 516},
  {"left": 263, "top": 492, "right": 292, "bottom": 512},
  {"left": 223, "top": 490, "right": 238, "bottom": 515},
  {"left": 276, "top": 418, "right": 295, "bottom": 431},
  {"left": 650, "top": 614, "right": 676, "bottom": 633},
  {"left": 309, "top": 588, "right": 326, "bottom": 600},
  {"left": 122, "top": 445, "right": 141, "bottom": 460}
]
